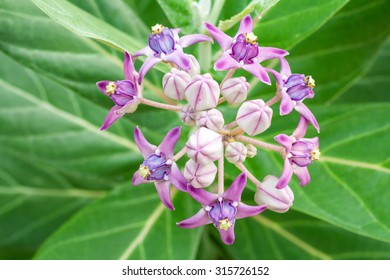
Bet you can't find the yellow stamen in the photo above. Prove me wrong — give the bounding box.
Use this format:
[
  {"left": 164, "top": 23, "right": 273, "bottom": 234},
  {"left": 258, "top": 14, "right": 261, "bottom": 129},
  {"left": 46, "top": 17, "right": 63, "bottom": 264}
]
[
  {"left": 105, "top": 82, "right": 116, "bottom": 95},
  {"left": 139, "top": 165, "right": 151, "bottom": 179},
  {"left": 311, "top": 147, "right": 321, "bottom": 161},
  {"left": 151, "top": 24, "right": 165, "bottom": 35},
  {"left": 244, "top": 32, "right": 258, "bottom": 44},
  {"left": 218, "top": 219, "right": 232, "bottom": 231},
  {"left": 304, "top": 75, "right": 315, "bottom": 89}
]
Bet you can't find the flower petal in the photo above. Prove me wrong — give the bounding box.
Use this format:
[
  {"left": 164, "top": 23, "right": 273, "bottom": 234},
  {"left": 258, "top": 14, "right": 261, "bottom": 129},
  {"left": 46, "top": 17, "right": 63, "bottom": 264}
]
[
  {"left": 132, "top": 171, "right": 149, "bottom": 186},
  {"left": 242, "top": 63, "right": 271, "bottom": 85},
  {"left": 134, "top": 126, "right": 157, "bottom": 159},
  {"left": 204, "top": 22, "right": 232, "bottom": 51},
  {"left": 235, "top": 202, "right": 267, "bottom": 219},
  {"left": 274, "top": 134, "right": 293, "bottom": 151},
  {"left": 123, "top": 51, "right": 136, "bottom": 82},
  {"left": 276, "top": 159, "right": 293, "bottom": 189},
  {"left": 295, "top": 102, "right": 320, "bottom": 133},
  {"left": 138, "top": 56, "right": 161, "bottom": 84},
  {"left": 280, "top": 90, "right": 294, "bottom": 115},
  {"left": 223, "top": 172, "right": 246, "bottom": 202},
  {"left": 257, "top": 47, "right": 288, "bottom": 63},
  {"left": 155, "top": 180, "right": 174, "bottom": 210},
  {"left": 100, "top": 105, "right": 124, "bottom": 130},
  {"left": 165, "top": 50, "right": 191, "bottom": 70},
  {"left": 159, "top": 126, "right": 181, "bottom": 158},
  {"left": 176, "top": 208, "right": 211, "bottom": 228},
  {"left": 294, "top": 166, "right": 311, "bottom": 187},
  {"left": 292, "top": 116, "right": 309, "bottom": 139},
  {"left": 169, "top": 162, "right": 188, "bottom": 192},
  {"left": 280, "top": 57, "right": 292, "bottom": 77},
  {"left": 215, "top": 53, "right": 241, "bottom": 71},
  {"left": 237, "top": 15, "right": 253, "bottom": 35},
  {"left": 265, "top": 68, "right": 283, "bottom": 88},
  {"left": 133, "top": 46, "right": 153, "bottom": 59},
  {"left": 179, "top": 34, "right": 213, "bottom": 48},
  {"left": 115, "top": 99, "right": 140, "bottom": 115},
  {"left": 96, "top": 80, "right": 111, "bottom": 95},
  {"left": 218, "top": 225, "right": 235, "bottom": 245},
  {"left": 188, "top": 184, "right": 218, "bottom": 206}
]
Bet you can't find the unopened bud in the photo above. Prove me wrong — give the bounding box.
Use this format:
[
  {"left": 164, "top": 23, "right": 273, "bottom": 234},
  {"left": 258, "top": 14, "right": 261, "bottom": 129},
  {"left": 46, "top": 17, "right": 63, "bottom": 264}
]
[
  {"left": 246, "top": 144, "right": 257, "bottom": 158},
  {"left": 221, "top": 77, "right": 250, "bottom": 105},
  {"left": 254, "top": 175, "right": 294, "bottom": 213},
  {"left": 236, "top": 99, "right": 273, "bottom": 136},
  {"left": 225, "top": 142, "right": 247, "bottom": 163},
  {"left": 162, "top": 68, "right": 191, "bottom": 101},
  {"left": 185, "top": 54, "right": 201, "bottom": 76},
  {"left": 185, "top": 74, "right": 220, "bottom": 111},
  {"left": 186, "top": 127, "right": 223, "bottom": 164},
  {"left": 180, "top": 104, "right": 197, "bottom": 126},
  {"left": 184, "top": 159, "right": 217, "bottom": 188},
  {"left": 196, "top": 109, "right": 224, "bottom": 131}
]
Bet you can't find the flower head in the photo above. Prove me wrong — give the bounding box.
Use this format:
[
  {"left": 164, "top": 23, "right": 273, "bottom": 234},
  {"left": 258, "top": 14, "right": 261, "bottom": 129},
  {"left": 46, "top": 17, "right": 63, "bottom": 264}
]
[
  {"left": 177, "top": 173, "right": 267, "bottom": 245},
  {"left": 132, "top": 127, "right": 188, "bottom": 210},
  {"left": 96, "top": 51, "right": 141, "bottom": 130},
  {"left": 267, "top": 58, "right": 320, "bottom": 132},
  {"left": 133, "top": 24, "right": 212, "bottom": 83},
  {"left": 204, "top": 15, "right": 288, "bottom": 84},
  {"left": 274, "top": 116, "right": 320, "bottom": 189}
]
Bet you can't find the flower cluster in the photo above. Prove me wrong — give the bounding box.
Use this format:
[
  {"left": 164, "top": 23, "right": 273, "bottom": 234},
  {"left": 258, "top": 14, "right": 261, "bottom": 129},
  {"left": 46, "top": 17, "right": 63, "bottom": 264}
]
[{"left": 96, "top": 14, "right": 320, "bottom": 245}]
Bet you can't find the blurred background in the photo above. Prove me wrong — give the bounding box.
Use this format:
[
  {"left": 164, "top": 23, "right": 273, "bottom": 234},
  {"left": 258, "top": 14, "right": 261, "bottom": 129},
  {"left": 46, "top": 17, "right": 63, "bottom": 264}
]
[{"left": 0, "top": 0, "right": 389, "bottom": 259}]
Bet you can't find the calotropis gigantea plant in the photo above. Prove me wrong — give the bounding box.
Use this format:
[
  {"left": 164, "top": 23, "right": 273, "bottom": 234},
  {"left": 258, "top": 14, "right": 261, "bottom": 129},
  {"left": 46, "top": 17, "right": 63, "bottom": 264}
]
[{"left": 96, "top": 14, "right": 320, "bottom": 245}]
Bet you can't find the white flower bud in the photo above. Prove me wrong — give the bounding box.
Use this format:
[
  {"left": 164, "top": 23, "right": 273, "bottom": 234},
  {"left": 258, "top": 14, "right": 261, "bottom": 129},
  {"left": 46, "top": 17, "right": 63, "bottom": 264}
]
[
  {"left": 184, "top": 159, "right": 217, "bottom": 188},
  {"left": 180, "top": 104, "right": 197, "bottom": 126},
  {"left": 186, "top": 127, "right": 223, "bottom": 164},
  {"left": 196, "top": 109, "right": 224, "bottom": 131},
  {"left": 185, "top": 74, "right": 220, "bottom": 111},
  {"left": 185, "top": 54, "right": 201, "bottom": 76},
  {"left": 236, "top": 99, "right": 273, "bottom": 136},
  {"left": 246, "top": 144, "right": 257, "bottom": 158},
  {"left": 221, "top": 77, "right": 250, "bottom": 105},
  {"left": 162, "top": 68, "right": 191, "bottom": 101},
  {"left": 225, "top": 142, "right": 247, "bottom": 163},
  {"left": 254, "top": 175, "right": 294, "bottom": 213}
]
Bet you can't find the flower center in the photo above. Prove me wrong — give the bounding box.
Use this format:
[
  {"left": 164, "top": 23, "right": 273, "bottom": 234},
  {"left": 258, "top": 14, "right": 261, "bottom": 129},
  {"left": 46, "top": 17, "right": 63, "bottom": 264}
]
[
  {"left": 310, "top": 147, "right": 321, "bottom": 161},
  {"left": 105, "top": 82, "right": 117, "bottom": 95},
  {"left": 151, "top": 23, "right": 165, "bottom": 35},
  {"left": 138, "top": 165, "right": 151, "bottom": 179},
  {"left": 244, "top": 32, "right": 257, "bottom": 44},
  {"left": 304, "top": 75, "right": 315, "bottom": 89},
  {"left": 218, "top": 218, "right": 232, "bottom": 231},
  {"left": 139, "top": 152, "right": 171, "bottom": 181}
]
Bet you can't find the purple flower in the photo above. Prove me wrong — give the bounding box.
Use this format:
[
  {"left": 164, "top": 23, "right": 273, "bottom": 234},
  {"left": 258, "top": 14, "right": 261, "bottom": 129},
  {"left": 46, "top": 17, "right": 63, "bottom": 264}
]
[
  {"left": 267, "top": 57, "right": 320, "bottom": 132},
  {"left": 96, "top": 51, "right": 141, "bottom": 130},
  {"left": 274, "top": 117, "right": 320, "bottom": 189},
  {"left": 133, "top": 24, "right": 212, "bottom": 83},
  {"left": 132, "top": 126, "right": 188, "bottom": 210},
  {"left": 177, "top": 173, "right": 267, "bottom": 245},
  {"left": 204, "top": 15, "right": 288, "bottom": 84}
]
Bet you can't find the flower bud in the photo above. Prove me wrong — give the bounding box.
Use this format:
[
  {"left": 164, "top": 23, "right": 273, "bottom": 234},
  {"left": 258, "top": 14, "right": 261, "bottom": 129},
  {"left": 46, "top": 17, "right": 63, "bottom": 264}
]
[
  {"left": 225, "top": 142, "right": 247, "bottom": 163},
  {"left": 185, "top": 54, "right": 201, "bottom": 76},
  {"left": 246, "top": 144, "right": 257, "bottom": 158},
  {"left": 186, "top": 127, "right": 223, "bottom": 164},
  {"left": 236, "top": 99, "right": 273, "bottom": 136},
  {"left": 221, "top": 77, "right": 250, "bottom": 105},
  {"left": 254, "top": 175, "right": 294, "bottom": 213},
  {"left": 196, "top": 109, "right": 224, "bottom": 131},
  {"left": 162, "top": 68, "right": 191, "bottom": 101},
  {"left": 184, "top": 159, "right": 217, "bottom": 188},
  {"left": 185, "top": 74, "right": 220, "bottom": 111},
  {"left": 180, "top": 104, "right": 197, "bottom": 126}
]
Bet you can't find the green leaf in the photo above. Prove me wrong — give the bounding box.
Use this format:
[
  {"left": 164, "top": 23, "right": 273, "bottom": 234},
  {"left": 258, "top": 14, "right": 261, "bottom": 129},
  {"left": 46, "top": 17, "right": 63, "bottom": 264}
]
[
  {"left": 35, "top": 186, "right": 202, "bottom": 259},
  {"left": 31, "top": 0, "right": 144, "bottom": 52},
  {"left": 156, "top": 0, "right": 194, "bottom": 33}
]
